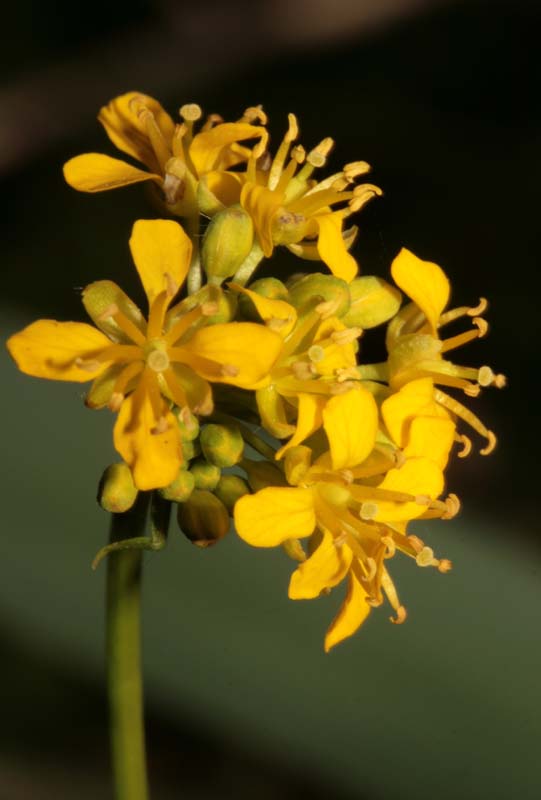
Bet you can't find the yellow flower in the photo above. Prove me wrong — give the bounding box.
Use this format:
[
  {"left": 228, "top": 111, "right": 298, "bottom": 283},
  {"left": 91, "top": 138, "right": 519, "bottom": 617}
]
[
  {"left": 7, "top": 219, "right": 282, "bottom": 490},
  {"left": 63, "top": 92, "right": 268, "bottom": 218},
  {"left": 230, "top": 283, "right": 361, "bottom": 457},
  {"left": 359, "top": 248, "right": 506, "bottom": 456},
  {"left": 234, "top": 389, "right": 456, "bottom": 651},
  {"left": 237, "top": 114, "right": 382, "bottom": 282}
]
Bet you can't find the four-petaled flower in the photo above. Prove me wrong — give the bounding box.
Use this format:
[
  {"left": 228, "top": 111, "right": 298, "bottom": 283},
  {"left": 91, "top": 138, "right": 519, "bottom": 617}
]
[{"left": 7, "top": 219, "right": 282, "bottom": 490}]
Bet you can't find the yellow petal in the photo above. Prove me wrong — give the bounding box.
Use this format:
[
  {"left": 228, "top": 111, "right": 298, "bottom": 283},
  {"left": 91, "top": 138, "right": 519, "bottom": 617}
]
[
  {"left": 113, "top": 377, "right": 181, "bottom": 490},
  {"left": 374, "top": 458, "right": 444, "bottom": 521},
  {"left": 381, "top": 377, "right": 447, "bottom": 447},
  {"left": 323, "top": 388, "right": 378, "bottom": 470},
  {"left": 240, "top": 183, "right": 281, "bottom": 257},
  {"left": 404, "top": 416, "right": 456, "bottom": 469},
  {"left": 63, "top": 154, "right": 161, "bottom": 193},
  {"left": 99, "top": 91, "right": 175, "bottom": 169},
  {"left": 276, "top": 393, "right": 327, "bottom": 459},
  {"left": 129, "top": 219, "right": 192, "bottom": 305},
  {"left": 185, "top": 322, "right": 282, "bottom": 388},
  {"left": 7, "top": 320, "right": 110, "bottom": 382},
  {"left": 234, "top": 487, "right": 316, "bottom": 547},
  {"left": 289, "top": 530, "right": 352, "bottom": 599},
  {"left": 315, "top": 212, "right": 358, "bottom": 283},
  {"left": 324, "top": 567, "right": 371, "bottom": 652},
  {"left": 190, "top": 123, "right": 266, "bottom": 175},
  {"left": 312, "top": 317, "right": 357, "bottom": 375},
  {"left": 229, "top": 283, "right": 297, "bottom": 338},
  {"left": 390, "top": 248, "right": 450, "bottom": 333},
  {"left": 256, "top": 385, "right": 295, "bottom": 438}
]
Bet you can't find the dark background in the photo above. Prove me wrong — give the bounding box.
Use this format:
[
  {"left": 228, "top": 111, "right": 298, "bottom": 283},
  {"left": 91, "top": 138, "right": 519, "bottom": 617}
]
[{"left": 1, "top": 1, "right": 540, "bottom": 797}]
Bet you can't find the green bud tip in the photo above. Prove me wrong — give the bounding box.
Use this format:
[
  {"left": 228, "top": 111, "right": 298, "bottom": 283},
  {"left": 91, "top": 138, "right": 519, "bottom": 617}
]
[
  {"left": 202, "top": 205, "right": 254, "bottom": 282},
  {"left": 159, "top": 470, "right": 196, "bottom": 503},
  {"left": 200, "top": 423, "right": 244, "bottom": 467},
  {"left": 98, "top": 463, "right": 138, "bottom": 513},
  {"left": 213, "top": 474, "right": 250, "bottom": 512},
  {"left": 189, "top": 458, "right": 222, "bottom": 490},
  {"left": 287, "top": 273, "right": 351, "bottom": 318}
]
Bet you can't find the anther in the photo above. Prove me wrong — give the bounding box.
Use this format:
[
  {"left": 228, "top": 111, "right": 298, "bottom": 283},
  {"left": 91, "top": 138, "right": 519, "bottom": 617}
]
[
  {"left": 108, "top": 392, "right": 124, "bottom": 412},
  {"left": 415, "top": 546, "right": 437, "bottom": 568},
  {"left": 339, "top": 469, "right": 354, "bottom": 484},
  {"left": 480, "top": 430, "right": 497, "bottom": 456},
  {"left": 98, "top": 303, "right": 119, "bottom": 321},
  {"left": 415, "top": 495, "right": 432, "bottom": 506},
  {"left": 285, "top": 113, "right": 299, "bottom": 142},
  {"left": 438, "top": 559, "right": 453, "bottom": 573},
  {"left": 343, "top": 161, "right": 371, "bottom": 179},
  {"left": 307, "top": 137, "right": 334, "bottom": 168},
  {"left": 291, "top": 360, "right": 317, "bottom": 380},
  {"left": 442, "top": 494, "right": 461, "bottom": 519},
  {"left": 201, "top": 301, "right": 219, "bottom": 316},
  {"left": 456, "top": 434, "right": 472, "bottom": 458},
  {"left": 75, "top": 357, "right": 101, "bottom": 372},
  {"left": 381, "top": 535, "right": 396, "bottom": 558},
  {"left": 478, "top": 366, "right": 507, "bottom": 389},
  {"left": 151, "top": 416, "right": 170, "bottom": 435},
  {"left": 307, "top": 344, "right": 325, "bottom": 363},
  {"left": 390, "top": 605, "right": 407, "bottom": 625},
  {"left": 241, "top": 105, "right": 267, "bottom": 125},
  {"left": 360, "top": 501, "right": 378, "bottom": 520},
  {"left": 467, "top": 297, "right": 488, "bottom": 316},
  {"left": 349, "top": 184, "right": 383, "bottom": 213},
  {"left": 180, "top": 103, "right": 202, "bottom": 122},
  {"left": 331, "top": 327, "right": 362, "bottom": 345},
  {"left": 315, "top": 297, "right": 342, "bottom": 319},
  {"left": 220, "top": 364, "right": 240, "bottom": 377},
  {"left": 336, "top": 366, "right": 361, "bottom": 382},
  {"left": 464, "top": 384, "right": 481, "bottom": 397},
  {"left": 472, "top": 317, "right": 489, "bottom": 337},
  {"left": 268, "top": 317, "right": 289, "bottom": 331},
  {"left": 291, "top": 145, "right": 306, "bottom": 163}
]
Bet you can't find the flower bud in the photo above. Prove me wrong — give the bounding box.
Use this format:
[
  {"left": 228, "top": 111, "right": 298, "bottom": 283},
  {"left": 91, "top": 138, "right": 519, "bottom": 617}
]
[
  {"left": 287, "top": 273, "right": 350, "bottom": 318},
  {"left": 200, "top": 423, "right": 244, "bottom": 467},
  {"left": 242, "top": 458, "right": 287, "bottom": 492},
  {"left": 182, "top": 438, "right": 201, "bottom": 462},
  {"left": 202, "top": 205, "right": 254, "bottom": 282},
  {"left": 189, "top": 285, "right": 238, "bottom": 324},
  {"left": 341, "top": 276, "right": 402, "bottom": 329},
  {"left": 159, "top": 470, "right": 195, "bottom": 503},
  {"left": 98, "top": 463, "right": 138, "bottom": 513},
  {"left": 189, "top": 458, "right": 221, "bottom": 490},
  {"left": 177, "top": 490, "right": 230, "bottom": 547},
  {"left": 238, "top": 277, "right": 289, "bottom": 320},
  {"left": 213, "top": 474, "right": 250, "bottom": 512}
]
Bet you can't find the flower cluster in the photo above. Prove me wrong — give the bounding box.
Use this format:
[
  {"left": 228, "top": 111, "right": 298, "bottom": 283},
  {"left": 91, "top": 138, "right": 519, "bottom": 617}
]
[{"left": 7, "top": 92, "right": 505, "bottom": 650}]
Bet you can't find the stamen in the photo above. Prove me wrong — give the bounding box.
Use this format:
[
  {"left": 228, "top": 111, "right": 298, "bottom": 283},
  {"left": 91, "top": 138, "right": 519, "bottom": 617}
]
[
  {"left": 381, "top": 535, "right": 396, "bottom": 558},
  {"left": 307, "top": 345, "right": 325, "bottom": 363},
  {"left": 339, "top": 469, "right": 354, "bottom": 484},
  {"left": 165, "top": 272, "right": 179, "bottom": 299},
  {"left": 434, "top": 388, "right": 492, "bottom": 443},
  {"left": 330, "top": 380, "right": 357, "bottom": 395},
  {"left": 268, "top": 113, "right": 299, "bottom": 191},
  {"left": 437, "top": 298, "right": 489, "bottom": 327},
  {"left": 201, "top": 301, "right": 219, "bottom": 316},
  {"left": 201, "top": 113, "right": 223, "bottom": 132},
  {"left": 336, "top": 366, "right": 361, "bottom": 382},
  {"left": 343, "top": 161, "right": 371, "bottom": 180},
  {"left": 456, "top": 434, "right": 472, "bottom": 458},
  {"left": 151, "top": 416, "right": 170, "bottom": 435},
  {"left": 163, "top": 367, "right": 188, "bottom": 408},
  {"left": 443, "top": 494, "right": 461, "bottom": 518},
  {"left": 390, "top": 606, "right": 407, "bottom": 625},
  {"left": 172, "top": 123, "right": 187, "bottom": 158},
  {"left": 291, "top": 145, "right": 306, "bottom": 164},
  {"left": 349, "top": 183, "right": 383, "bottom": 213},
  {"left": 407, "top": 535, "right": 424, "bottom": 554},
  {"left": 315, "top": 297, "right": 342, "bottom": 319},
  {"left": 290, "top": 360, "right": 317, "bottom": 380},
  {"left": 467, "top": 297, "right": 488, "bottom": 316},
  {"left": 360, "top": 502, "right": 378, "bottom": 520},
  {"left": 307, "top": 137, "right": 334, "bottom": 168},
  {"left": 75, "top": 357, "right": 103, "bottom": 373},
  {"left": 109, "top": 392, "right": 123, "bottom": 412},
  {"left": 98, "top": 303, "right": 119, "bottom": 321},
  {"left": 221, "top": 364, "right": 240, "bottom": 377},
  {"left": 252, "top": 129, "right": 270, "bottom": 161},
  {"left": 438, "top": 559, "right": 453, "bottom": 573},
  {"left": 415, "top": 546, "right": 438, "bottom": 568},
  {"left": 364, "top": 557, "right": 377, "bottom": 582},
  {"left": 163, "top": 157, "right": 187, "bottom": 204},
  {"left": 480, "top": 430, "right": 497, "bottom": 456},
  {"left": 464, "top": 384, "right": 481, "bottom": 397},
  {"left": 239, "top": 105, "right": 268, "bottom": 125},
  {"left": 147, "top": 291, "right": 170, "bottom": 340},
  {"left": 334, "top": 531, "right": 348, "bottom": 547},
  {"left": 268, "top": 317, "right": 289, "bottom": 332},
  {"left": 110, "top": 361, "right": 144, "bottom": 408},
  {"left": 138, "top": 109, "right": 171, "bottom": 172},
  {"left": 180, "top": 103, "right": 202, "bottom": 122},
  {"left": 440, "top": 317, "right": 488, "bottom": 354}
]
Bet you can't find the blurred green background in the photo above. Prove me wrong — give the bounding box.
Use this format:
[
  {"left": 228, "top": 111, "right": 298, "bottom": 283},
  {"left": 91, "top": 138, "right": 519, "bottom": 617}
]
[{"left": 1, "top": 0, "right": 540, "bottom": 797}]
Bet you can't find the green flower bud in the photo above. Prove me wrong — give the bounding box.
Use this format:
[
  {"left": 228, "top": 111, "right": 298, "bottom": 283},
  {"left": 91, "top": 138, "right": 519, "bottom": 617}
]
[
  {"left": 190, "top": 458, "right": 221, "bottom": 490},
  {"left": 182, "top": 438, "right": 201, "bottom": 462},
  {"left": 213, "top": 474, "right": 250, "bottom": 512},
  {"left": 177, "top": 407, "right": 200, "bottom": 442},
  {"left": 341, "top": 276, "right": 402, "bottom": 329},
  {"left": 202, "top": 205, "right": 254, "bottom": 282},
  {"left": 242, "top": 458, "right": 287, "bottom": 492},
  {"left": 98, "top": 463, "right": 138, "bottom": 513},
  {"left": 159, "top": 470, "right": 195, "bottom": 503},
  {"left": 238, "top": 277, "right": 290, "bottom": 321},
  {"left": 186, "top": 285, "right": 238, "bottom": 324},
  {"left": 177, "top": 490, "right": 230, "bottom": 547},
  {"left": 196, "top": 174, "right": 226, "bottom": 217},
  {"left": 200, "top": 423, "right": 244, "bottom": 467},
  {"left": 287, "top": 273, "right": 350, "bottom": 318}
]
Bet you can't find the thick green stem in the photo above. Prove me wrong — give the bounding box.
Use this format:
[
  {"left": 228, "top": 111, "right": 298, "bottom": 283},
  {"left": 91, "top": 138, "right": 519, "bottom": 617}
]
[{"left": 106, "top": 495, "right": 150, "bottom": 800}]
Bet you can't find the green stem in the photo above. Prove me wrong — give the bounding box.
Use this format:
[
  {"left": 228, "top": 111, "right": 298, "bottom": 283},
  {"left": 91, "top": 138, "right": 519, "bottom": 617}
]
[{"left": 106, "top": 494, "right": 151, "bottom": 800}]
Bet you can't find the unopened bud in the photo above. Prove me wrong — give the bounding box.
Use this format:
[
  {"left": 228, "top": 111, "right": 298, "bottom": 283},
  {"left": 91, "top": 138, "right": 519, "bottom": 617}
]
[
  {"left": 200, "top": 423, "right": 244, "bottom": 467},
  {"left": 189, "top": 458, "right": 221, "bottom": 490},
  {"left": 242, "top": 458, "right": 287, "bottom": 492},
  {"left": 341, "top": 276, "right": 402, "bottom": 329},
  {"left": 98, "top": 463, "right": 138, "bottom": 513},
  {"left": 159, "top": 469, "right": 195, "bottom": 503},
  {"left": 287, "top": 273, "right": 350, "bottom": 318},
  {"left": 202, "top": 205, "right": 254, "bottom": 281},
  {"left": 271, "top": 208, "right": 307, "bottom": 246},
  {"left": 213, "top": 474, "right": 250, "bottom": 512},
  {"left": 238, "top": 277, "right": 289, "bottom": 320},
  {"left": 177, "top": 490, "right": 230, "bottom": 547},
  {"left": 182, "top": 438, "right": 200, "bottom": 461},
  {"left": 177, "top": 408, "right": 200, "bottom": 442}
]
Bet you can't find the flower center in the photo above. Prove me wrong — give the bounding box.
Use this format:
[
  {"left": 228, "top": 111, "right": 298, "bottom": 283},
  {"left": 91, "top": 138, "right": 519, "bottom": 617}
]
[{"left": 145, "top": 340, "right": 170, "bottom": 372}]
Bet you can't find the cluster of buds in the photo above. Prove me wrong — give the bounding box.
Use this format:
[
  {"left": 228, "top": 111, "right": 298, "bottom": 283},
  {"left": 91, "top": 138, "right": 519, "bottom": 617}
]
[{"left": 7, "top": 92, "right": 505, "bottom": 650}]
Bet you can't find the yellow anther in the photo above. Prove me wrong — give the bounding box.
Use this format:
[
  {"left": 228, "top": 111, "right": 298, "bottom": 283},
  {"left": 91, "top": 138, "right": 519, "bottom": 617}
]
[
  {"left": 315, "top": 297, "right": 342, "bottom": 319},
  {"left": 291, "top": 360, "right": 317, "bottom": 380},
  {"left": 381, "top": 535, "right": 396, "bottom": 558},
  {"left": 291, "top": 145, "right": 306, "bottom": 163},
  {"left": 415, "top": 494, "right": 432, "bottom": 506},
  {"left": 335, "top": 366, "right": 361, "bottom": 382},
  {"left": 151, "top": 416, "right": 169, "bottom": 435},
  {"left": 390, "top": 605, "right": 407, "bottom": 625},
  {"left": 443, "top": 494, "right": 461, "bottom": 519},
  {"left": 331, "top": 327, "right": 362, "bottom": 345},
  {"left": 220, "top": 364, "right": 239, "bottom": 377},
  {"left": 98, "top": 303, "right": 119, "bottom": 321},
  {"left": 201, "top": 113, "right": 224, "bottom": 131},
  {"left": 285, "top": 113, "right": 299, "bottom": 142},
  {"left": 467, "top": 297, "right": 489, "bottom": 316},
  {"left": 339, "top": 469, "right": 354, "bottom": 484},
  {"left": 193, "top": 394, "right": 214, "bottom": 416},
  {"left": 480, "top": 430, "right": 497, "bottom": 456},
  {"left": 331, "top": 177, "right": 350, "bottom": 192},
  {"left": 343, "top": 161, "right": 371, "bottom": 179},
  {"left": 201, "top": 301, "right": 219, "bottom": 316},
  {"left": 472, "top": 317, "right": 489, "bottom": 337},
  {"left": 308, "top": 344, "right": 325, "bottom": 363},
  {"left": 456, "top": 434, "right": 472, "bottom": 458},
  {"left": 494, "top": 373, "right": 507, "bottom": 388},
  {"left": 108, "top": 392, "right": 124, "bottom": 412},
  {"left": 75, "top": 357, "right": 101, "bottom": 373},
  {"left": 252, "top": 129, "right": 270, "bottom": 160},
  {"left": 240, "top": 105, "right": 267, "bottom": 125},
  {"left": 364, "top": 557, "right": 377, "bottom": 582},
  {"left": 307, "top": 137, "right": 334, "bottom": 168},
  {"left": 180, "top": 103, "right": 202, "bottom": 122},
  {"left": 438, "top": 559, "right": 453, "bottom": 573},
  {"left": 415, "top": 546, "right": 437, "bottom": 567},
  {"left": 349, "top": 184, "right": 383, "bottom": 213},
  {"left": 360, "top": 501, "right": 378, "bottom": 520},
  {"left": 464, "top": 383, "right": 481, "bottom": 397}
]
